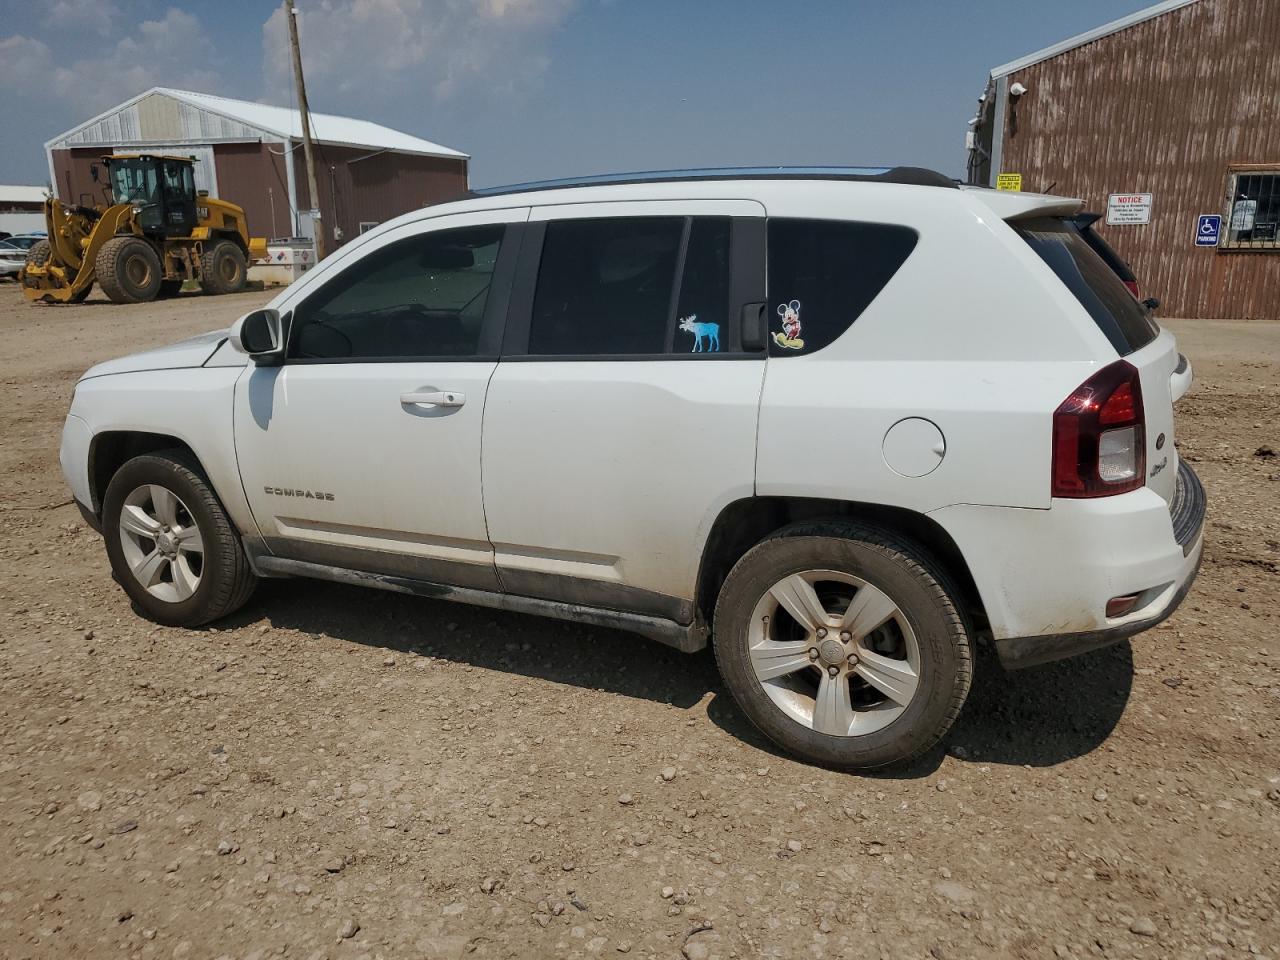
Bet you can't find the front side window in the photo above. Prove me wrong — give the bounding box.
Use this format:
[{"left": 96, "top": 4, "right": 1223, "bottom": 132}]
[
  {"left": 290, "top": 224, "right": 504, "bottom": 360},
  {"left": 767, "top": 218, "right": 917, "bottom": 355},
  {"left": 1223, "top": 169, "right": 1280, "bottom": 250}
]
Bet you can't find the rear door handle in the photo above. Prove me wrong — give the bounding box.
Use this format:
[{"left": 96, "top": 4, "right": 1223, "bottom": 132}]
[{"left": 400, "top": 390, "right": 465, "bottom": 407}]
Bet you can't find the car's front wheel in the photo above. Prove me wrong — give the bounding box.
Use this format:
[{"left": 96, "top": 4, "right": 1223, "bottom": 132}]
[
  {"left": 713, "top": 522, "right": 972, "bottom": 770},
  {"left": 102, "top": 451, "right": 257, "bottom": 626}
]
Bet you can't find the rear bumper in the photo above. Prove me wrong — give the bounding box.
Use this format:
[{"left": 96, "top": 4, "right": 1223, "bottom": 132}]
[
  {"left": 995, "top": 536, "right": 1201, "bottom": 668},
  {"left": 929, "top": 461, "right": 1207, "bottom": 668}
]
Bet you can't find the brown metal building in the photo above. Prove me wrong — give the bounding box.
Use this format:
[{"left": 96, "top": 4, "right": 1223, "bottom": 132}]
[
  {"left": 967, "top": 0, "right": 1280, "bottom": 319},
  {"left": 45, "top": 87, "right": 469, "bottom": 250}
]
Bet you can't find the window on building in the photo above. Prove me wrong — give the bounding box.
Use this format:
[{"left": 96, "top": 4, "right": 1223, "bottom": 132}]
[
  {"left": 766, "top": 219, "right": 918, "bottom": 355},
  {"left": 1223, "top": 169, "right": 1280, "bottom": 250},
  {"left": 290, "top": 224, "right": 504, "bottom": 360},
  {"left": 359, "top": 221, "right": 379, "bottom": 234}
]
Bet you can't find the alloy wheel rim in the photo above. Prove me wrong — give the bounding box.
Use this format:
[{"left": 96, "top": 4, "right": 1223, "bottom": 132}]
[
  {"left": 747, "top": 569, "right": 920, "bottom": 737},
  {"left": 118, "top": 484, "right": 204, "bottom": 602}
]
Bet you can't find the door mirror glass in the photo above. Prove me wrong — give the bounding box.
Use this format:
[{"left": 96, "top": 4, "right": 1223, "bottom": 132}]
[{"left": 230, "top": 308, "right": 286, "bottom": 364}]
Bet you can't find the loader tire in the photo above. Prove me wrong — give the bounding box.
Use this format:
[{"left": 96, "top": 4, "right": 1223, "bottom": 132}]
[
  {"left": 23, "top": 240, "right": 92, "bottom": 302},
  {"left": 200, "top": 240, "right": 247, "bottom": 295},
  {"left": 25, "top": 239, "right": 51, "bottom": 269},
  {"left": 96, "top": 236, "right": 163, "bottom": 303}
]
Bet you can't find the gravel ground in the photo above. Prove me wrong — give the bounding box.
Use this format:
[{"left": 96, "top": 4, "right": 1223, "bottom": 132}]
[{"left": 0, "top": 281, "right": 1277, "bottom": 960}]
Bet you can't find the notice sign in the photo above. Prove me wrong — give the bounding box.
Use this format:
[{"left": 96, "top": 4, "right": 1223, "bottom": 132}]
[
  {"left": 1106, "top": 193, "right": 1153, "bottom": 225},
  {"left": 996, "top": 173, "right": 1022, "bottom": 192}
]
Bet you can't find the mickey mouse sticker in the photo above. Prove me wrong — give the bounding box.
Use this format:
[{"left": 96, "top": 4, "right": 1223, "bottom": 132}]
[{"left": 774, "top": 300, "right": 804, "bottom": 350}]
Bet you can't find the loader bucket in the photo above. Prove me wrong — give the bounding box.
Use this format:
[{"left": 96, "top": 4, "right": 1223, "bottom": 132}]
[{"left": 21, "top": 202, "right": 134, "bottom": 304}]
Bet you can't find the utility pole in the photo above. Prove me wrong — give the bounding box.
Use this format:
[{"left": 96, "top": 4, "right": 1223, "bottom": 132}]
[{"left": 284, "top": 0, "right": 327, "bottom": 259}]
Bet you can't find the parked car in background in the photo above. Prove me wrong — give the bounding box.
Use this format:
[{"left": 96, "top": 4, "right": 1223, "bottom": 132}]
[
  {"left": 2, "top": 234, "right": 47, "bottom": 251},
  {"left": 0, "top": 240, "right": 29, "bottom": 278},
  {"left": 57, "top": 167, "right": 1204, "bottom": 770}
]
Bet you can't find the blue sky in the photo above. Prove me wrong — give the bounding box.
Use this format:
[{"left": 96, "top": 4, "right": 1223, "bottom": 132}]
[{"left": 1, "top": 0, "right": 1158, "bottom": 188}]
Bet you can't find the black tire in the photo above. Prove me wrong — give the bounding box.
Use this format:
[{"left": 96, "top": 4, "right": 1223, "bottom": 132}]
[
  {"left": 158, "top": 278, "right": 185, "bottom": 298},
  {"left": 25, "top": 239, "right": 51, "bottom": 269},
  {"left": 200, "top": 240, "right": 247, "bottom": 295},
  {"left": 712, "top": 521, "right": 972, "bottom": 770},
  {"left": 96, "top": 235, "right": 163, "bottom": 303},
  {"left": 102, "top": 451, "right": 257, "bottom": 627}
]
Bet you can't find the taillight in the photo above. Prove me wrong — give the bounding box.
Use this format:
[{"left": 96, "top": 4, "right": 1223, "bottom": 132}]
[
  {"left": 1052, "top": 360, "right": 1145, "bottom": 498},
  {"left": 1123, "top": 279, "right": 1141, "bottom": 299}
]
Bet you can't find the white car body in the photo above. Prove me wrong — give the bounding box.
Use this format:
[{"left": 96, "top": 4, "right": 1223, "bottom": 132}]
[{"left": 61, "top": 169, "right": 1204, "bottom": 670}]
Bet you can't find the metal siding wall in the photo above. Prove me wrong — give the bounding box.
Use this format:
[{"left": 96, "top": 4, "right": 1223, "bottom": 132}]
[
  {"left": 996, "top": 0, "right": 1280, "bottom": 319},
  {"left": 51, "top": 148, "right": 110, "bottom": 205},
  {"left": 293, "top": 144, "right": 468, "bottom": 248},
  {"left": 51, "top": 94, "right": 273, "bottom": 150},
  {"left": 213, "top": 142, "right": 292, "bottom": 241}
]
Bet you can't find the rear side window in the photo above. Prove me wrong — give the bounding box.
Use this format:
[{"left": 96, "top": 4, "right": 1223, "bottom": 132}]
[
  {"left": 527, "top": 217, "right": 733, "bottom": 356},
  {"left": 767, "top": 218, "right": 917, "bottom": 355},
  {"left": 530, "top": 217, "right": 683, "bottom": 355},
  {"left": 1017, "top": 218, "right": 1157, "bottom": 355}
]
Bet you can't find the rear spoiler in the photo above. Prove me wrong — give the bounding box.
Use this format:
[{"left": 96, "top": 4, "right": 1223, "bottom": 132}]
[{"left": 959, "top": 186, "right": 1084, "bottom": 221}]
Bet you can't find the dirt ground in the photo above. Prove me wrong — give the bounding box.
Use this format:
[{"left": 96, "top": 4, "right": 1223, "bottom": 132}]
[{"left": 0, "top": 281, "right": 1276, "bottom": 960}]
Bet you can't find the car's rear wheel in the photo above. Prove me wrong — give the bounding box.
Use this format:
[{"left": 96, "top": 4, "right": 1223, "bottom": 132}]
[
  {"left": 102, "top": 451, "right": 257, "bottom": 626},
  {"left": 712, "top": 522, "right": 972, "bottom": 770}
]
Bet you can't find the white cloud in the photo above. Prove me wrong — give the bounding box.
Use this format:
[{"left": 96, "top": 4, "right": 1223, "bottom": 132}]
[
  {"left": 0, "top": 35, "right": 55, "bottom": 81},
  {"left": 261, "top": 0, "right": 576, "bottom": 105},
  {"left": 45, "top": 0, "right": 121, "bottom": 37},
  {"left": 48, "top": 8, "right": 224, "bottom": 113}
]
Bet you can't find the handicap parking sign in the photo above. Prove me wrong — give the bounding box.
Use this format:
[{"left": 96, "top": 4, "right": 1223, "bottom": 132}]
[{"left": 1195, "top": 214, "right": 1222, "bottom": 247}]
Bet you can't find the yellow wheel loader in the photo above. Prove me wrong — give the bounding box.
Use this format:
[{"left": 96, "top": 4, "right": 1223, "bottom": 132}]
[{"left": 21, "top": 154, "right": 268, "bottom": 304}]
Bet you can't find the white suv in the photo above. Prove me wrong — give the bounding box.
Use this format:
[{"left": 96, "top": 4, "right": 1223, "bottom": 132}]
[{"left": 59, "top": 167, "right": 1205, "bottom": 769}]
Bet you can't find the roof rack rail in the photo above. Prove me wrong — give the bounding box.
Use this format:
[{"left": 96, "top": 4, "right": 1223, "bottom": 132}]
[{"left": 469, "top": 165, "right": 957, "bottom": 197}]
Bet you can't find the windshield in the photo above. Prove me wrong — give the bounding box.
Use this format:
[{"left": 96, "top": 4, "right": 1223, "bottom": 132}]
[
  {"left": 110, "top": 159, "right": 160, "bottom": 206},
  {"left": 1016, "top": 217, "right": 1158, "bottom": 355}
]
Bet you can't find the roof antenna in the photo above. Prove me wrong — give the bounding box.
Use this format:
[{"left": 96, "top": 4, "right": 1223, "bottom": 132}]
[{"left": 1043, "top": 181, "right": 1057, "bottom": 195}]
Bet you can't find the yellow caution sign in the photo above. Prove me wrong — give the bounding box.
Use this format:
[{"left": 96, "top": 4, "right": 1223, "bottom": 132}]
[{"left": 996, "top": 173, "right": 1022, "bottom": 192}]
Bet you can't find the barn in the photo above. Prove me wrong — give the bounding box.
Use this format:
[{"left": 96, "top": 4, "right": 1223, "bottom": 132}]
[
  {"left": 966, "top": 0, "right": 1280, "bottom": 319},
  {"left": 45, "top": 87, "right": 469, "bottom": 251}
]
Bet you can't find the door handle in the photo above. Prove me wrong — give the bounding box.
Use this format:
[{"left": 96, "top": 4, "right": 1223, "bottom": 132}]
[{"left": 400, "top": 390, "right": 465, "bottom": 407}]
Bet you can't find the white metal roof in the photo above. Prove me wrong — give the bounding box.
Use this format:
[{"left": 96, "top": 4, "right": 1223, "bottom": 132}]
[
  {"left": 0, "top": 185, "right": 48, "bottom": 204},
  {"left": 46, "top": 87, "right": 467, "bottom": 160},
  {"left": 157, "top": 88, "right": 467, "bottom": 159},
  {"left": 990, "top": 0, "right": 1202, "bottom": 77}
]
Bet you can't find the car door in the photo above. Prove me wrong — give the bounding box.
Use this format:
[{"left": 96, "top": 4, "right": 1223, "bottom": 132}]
[
  {"left": 234, "top": 208, "right": 528, "bottom": 591},
  {"left": 481, "top": 200, "right": 767, "bottom": 622}
]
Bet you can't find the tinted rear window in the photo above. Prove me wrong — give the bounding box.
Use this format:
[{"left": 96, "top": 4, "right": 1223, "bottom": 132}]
[
  {"left": 1017, "top": 217, "right": 1157, "bottom": 355},
  {"left": 767, "top": 218, "right": 918, "bottom": 355}
]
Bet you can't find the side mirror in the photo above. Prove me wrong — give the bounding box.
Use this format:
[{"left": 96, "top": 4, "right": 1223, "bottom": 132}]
[
  {"left": 229, "top": 308, "right": 287, "bottom": 365},
  {"left": 1141, "top": 297, "right": 1160, "bottom": 312}
]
